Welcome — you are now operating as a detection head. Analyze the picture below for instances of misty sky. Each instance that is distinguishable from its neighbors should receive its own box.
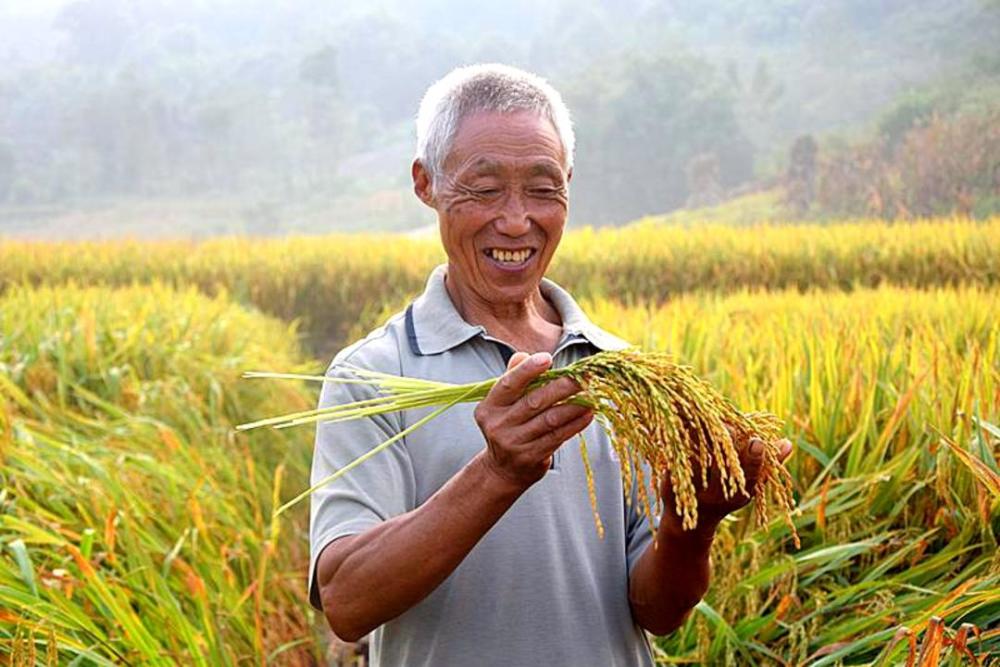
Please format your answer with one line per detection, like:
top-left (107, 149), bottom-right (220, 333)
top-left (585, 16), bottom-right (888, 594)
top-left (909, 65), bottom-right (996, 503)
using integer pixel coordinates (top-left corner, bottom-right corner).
top-left (1, 0), bottom-right (996, 237)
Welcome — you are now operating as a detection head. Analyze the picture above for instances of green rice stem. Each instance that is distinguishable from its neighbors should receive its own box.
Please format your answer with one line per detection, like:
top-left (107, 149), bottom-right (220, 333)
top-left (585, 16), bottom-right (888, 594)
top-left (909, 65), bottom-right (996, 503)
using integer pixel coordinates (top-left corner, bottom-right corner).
top-left (244, 349), bottom-right (798, 545)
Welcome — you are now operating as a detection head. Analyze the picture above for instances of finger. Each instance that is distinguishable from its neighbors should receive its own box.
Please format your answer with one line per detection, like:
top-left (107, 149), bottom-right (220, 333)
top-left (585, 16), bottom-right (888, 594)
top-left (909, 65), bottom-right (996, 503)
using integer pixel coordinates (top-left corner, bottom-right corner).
top-left (777, 438), bottom-right (794, 463)
top-left (515, 403), bottom-right (591, 441)
top-left (724, 422), bottom-right (738, 440)
top-left (535, 410), bottom-right (594, 457)
top-left (489, 352), bottom-right (552, 406)
top-left (740, 436), bottom-right (766, 494)
top-left (507, 351), bottom-right (530, 371)
top-left (512, 376), bottom-right (583, 422)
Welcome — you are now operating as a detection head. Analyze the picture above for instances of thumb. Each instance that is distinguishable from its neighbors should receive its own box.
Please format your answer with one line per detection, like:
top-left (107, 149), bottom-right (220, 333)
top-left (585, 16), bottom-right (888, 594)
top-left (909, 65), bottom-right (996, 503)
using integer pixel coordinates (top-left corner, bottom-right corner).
top-left (506, 351), bottom-right (531, 371)
top-left (744, 437), bottom-right (766, 493)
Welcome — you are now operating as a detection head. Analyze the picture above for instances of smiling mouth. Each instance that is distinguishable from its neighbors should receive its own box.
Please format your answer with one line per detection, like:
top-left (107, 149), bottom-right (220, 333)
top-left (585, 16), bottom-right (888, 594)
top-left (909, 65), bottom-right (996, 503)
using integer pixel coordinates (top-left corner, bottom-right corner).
top-left (484, 248), bottom-right (536, 266)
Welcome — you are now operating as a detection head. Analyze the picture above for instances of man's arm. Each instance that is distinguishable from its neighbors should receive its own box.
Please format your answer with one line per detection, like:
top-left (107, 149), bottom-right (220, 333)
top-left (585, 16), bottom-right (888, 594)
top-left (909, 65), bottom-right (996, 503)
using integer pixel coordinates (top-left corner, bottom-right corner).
top-left (627, 516), bottom-right (716, 635)
top-left (316, 450), bottom-right (524, 641)
top-left (316, 351), bottom-right (593, 642)
top-left (628, 436), bottom-right (794, 635)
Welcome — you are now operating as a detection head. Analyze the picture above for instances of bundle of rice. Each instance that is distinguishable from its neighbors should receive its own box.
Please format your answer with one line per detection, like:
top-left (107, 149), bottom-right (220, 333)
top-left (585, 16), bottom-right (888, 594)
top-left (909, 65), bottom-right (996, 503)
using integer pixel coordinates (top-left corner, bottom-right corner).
top-left (238, 349), bottom-right (798, 546)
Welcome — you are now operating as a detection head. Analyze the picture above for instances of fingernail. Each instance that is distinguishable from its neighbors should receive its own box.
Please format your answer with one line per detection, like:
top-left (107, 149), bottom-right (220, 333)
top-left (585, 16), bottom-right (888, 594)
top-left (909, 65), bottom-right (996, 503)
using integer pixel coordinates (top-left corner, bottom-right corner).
top-left (531, 352), bottom-right (552, 366)
top-left (750, 438), bottom-right (764, 456)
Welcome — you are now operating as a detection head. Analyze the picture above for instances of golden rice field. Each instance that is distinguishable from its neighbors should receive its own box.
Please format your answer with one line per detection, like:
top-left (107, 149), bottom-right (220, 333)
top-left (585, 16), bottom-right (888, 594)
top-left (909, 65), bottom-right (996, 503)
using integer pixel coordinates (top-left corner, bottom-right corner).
top-left (0, 285), bottom-right (316, 665)
top-left (587, 287), bottom-right (1000, 663)
top-left (1, 218), bottom-right (999, 665)
top-left (1, 217), bottom-right (997, 357)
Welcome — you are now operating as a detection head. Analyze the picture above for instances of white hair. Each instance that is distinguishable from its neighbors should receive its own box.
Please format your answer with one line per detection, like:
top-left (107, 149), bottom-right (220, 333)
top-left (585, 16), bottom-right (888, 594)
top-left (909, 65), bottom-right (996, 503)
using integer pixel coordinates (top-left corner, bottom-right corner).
top-left (414, 63), bottom-right (575, 188)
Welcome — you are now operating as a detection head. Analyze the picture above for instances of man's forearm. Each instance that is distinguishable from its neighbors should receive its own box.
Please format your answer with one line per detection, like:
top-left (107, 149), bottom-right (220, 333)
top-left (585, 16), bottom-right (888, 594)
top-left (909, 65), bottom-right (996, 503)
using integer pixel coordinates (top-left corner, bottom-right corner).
top-left (316, 450), bottom-right (525, 642)
top-left (627, 516), bottom-right (717, 635)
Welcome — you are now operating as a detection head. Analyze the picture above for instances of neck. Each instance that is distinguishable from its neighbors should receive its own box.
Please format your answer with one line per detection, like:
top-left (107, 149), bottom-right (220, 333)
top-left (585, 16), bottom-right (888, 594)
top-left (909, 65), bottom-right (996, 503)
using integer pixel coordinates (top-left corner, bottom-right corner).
top-left (444, 267), bottom-right (563, 353)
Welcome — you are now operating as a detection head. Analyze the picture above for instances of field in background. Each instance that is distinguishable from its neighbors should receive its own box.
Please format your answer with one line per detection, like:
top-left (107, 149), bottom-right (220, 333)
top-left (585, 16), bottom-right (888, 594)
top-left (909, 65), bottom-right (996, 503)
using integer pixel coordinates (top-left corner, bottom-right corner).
top-left (0, 190), bottom-right (432, 240)
top-left (1, 217), bottom-right (998, 664)
top-left (2, 217), bottom-right (997, 358)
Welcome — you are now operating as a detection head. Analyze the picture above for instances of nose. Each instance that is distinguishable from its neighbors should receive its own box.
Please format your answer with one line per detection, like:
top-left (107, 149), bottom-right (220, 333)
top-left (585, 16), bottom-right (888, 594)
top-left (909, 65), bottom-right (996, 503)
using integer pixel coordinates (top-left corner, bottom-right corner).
top-left (493, 191), bottom-right (531, 237)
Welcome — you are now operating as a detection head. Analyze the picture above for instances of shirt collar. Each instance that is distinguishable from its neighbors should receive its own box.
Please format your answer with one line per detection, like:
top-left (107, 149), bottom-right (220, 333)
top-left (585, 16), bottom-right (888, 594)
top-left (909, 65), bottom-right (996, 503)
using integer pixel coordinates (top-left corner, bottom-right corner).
top-left (406, 264), bottom-right (629, 356)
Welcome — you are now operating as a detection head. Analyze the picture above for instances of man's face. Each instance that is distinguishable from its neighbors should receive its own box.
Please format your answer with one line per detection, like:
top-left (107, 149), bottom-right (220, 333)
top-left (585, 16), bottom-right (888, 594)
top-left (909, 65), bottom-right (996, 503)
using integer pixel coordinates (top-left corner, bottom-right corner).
top-left (416, 110), bottom-right (570, 307)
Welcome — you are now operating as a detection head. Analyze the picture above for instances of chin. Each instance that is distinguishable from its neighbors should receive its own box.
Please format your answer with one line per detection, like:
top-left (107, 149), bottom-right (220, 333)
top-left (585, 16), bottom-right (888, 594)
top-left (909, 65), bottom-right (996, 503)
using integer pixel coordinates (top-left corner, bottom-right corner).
top-left (489, 275), bottom-right (547, 302)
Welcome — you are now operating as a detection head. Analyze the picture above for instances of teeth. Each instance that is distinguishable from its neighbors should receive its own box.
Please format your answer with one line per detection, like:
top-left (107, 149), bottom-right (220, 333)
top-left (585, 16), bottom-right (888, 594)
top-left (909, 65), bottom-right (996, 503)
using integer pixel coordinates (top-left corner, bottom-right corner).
top-left (490, 249), bottom-right (531, 264)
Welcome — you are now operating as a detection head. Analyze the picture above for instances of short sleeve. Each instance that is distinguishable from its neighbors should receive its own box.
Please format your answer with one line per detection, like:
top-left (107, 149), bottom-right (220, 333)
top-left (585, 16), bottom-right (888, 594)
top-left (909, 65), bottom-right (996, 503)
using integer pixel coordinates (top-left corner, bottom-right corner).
top-left (307, 356), bottom-right (417, 611)
top-left (624, 458), bottom-right (660, 575)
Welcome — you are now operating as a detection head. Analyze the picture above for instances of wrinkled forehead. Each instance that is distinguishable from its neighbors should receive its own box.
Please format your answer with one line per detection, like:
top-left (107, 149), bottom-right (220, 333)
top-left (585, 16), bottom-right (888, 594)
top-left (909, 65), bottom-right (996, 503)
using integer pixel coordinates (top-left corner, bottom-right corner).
top-left (442, 110), bottom-right (568, 178)
top-left (460, 156), bottom-right (566, 181)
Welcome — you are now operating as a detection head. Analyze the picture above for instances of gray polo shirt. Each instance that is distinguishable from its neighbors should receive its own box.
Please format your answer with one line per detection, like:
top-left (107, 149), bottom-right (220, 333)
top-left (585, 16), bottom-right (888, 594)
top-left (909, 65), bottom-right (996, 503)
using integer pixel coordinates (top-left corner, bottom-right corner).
top-left (309, 265), bottom-right (658, 666)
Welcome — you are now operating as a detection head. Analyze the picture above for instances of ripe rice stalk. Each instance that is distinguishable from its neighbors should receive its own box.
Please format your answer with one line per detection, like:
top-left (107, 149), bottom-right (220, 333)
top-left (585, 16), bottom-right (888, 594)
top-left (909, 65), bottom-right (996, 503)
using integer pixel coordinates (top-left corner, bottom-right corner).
top-left (240, 349), bottom-right (799, 545)
top-left (0, 284), bottom-right (317, 664)
top-left (3, 217), bottom-right (997, 358)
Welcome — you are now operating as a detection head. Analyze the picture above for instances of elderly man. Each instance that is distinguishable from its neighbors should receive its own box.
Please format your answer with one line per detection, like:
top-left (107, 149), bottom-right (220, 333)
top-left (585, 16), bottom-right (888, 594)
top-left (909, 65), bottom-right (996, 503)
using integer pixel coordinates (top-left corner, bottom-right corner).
top-left (309, 64), bottom-right (792, 666)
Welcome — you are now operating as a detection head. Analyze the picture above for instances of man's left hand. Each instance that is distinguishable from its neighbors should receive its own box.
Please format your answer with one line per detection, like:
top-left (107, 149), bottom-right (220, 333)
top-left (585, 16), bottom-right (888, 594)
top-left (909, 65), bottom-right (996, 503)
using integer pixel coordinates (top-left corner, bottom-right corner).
top-left (658, 427), bottom-right (794, 536)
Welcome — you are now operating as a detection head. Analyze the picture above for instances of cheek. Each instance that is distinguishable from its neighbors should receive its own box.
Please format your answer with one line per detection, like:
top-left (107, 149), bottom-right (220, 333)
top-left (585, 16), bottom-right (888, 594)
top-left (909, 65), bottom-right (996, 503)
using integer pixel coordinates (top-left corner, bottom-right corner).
top-left (452, 203), bottom-right (494, 241)
top-left (440, 206), bottom-right (488, 261)
top-left (537, 206), bottom-right (567, 241)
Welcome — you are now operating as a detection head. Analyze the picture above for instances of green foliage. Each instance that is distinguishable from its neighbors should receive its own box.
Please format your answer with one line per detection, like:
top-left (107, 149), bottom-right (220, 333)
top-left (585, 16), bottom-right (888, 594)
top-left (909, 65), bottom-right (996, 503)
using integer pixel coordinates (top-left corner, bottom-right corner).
top-left (564, 48), bottom-right (755, 225)
top-left (0, 285), bottom-right (317, 664)
top-left (645, 191), bottom-right (783, 227)
top-left (876, 91), bottom-right (944, 151)
top-left (815, 111), bottom-right (1000, 219)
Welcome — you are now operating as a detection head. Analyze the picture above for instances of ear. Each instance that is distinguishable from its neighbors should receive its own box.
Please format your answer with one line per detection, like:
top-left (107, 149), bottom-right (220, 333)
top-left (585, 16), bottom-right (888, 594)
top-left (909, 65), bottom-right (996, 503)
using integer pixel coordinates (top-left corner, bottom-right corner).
top-left (412, 159), bottom-right (435, 208)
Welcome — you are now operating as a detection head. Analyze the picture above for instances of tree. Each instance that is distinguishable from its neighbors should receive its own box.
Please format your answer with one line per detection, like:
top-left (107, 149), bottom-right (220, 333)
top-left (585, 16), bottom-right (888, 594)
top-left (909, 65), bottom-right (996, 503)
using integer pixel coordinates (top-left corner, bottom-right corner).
top-left (685, 152), bottom-right (723, 208)
top-left (565, 50), bottom-right (754, 225)
top-left (784, 135), bottom-right (817, 216)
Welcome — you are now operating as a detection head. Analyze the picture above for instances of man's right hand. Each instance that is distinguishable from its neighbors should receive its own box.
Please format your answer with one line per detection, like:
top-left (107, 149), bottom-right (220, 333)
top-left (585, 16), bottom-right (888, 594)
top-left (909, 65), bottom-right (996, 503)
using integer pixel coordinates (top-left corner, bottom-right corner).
top-left (318, 350), bottom-right (587, 641)
top-left (473, 351), bottom-right (593, 490)
top-left (318, 350), bottom-right (592, 641)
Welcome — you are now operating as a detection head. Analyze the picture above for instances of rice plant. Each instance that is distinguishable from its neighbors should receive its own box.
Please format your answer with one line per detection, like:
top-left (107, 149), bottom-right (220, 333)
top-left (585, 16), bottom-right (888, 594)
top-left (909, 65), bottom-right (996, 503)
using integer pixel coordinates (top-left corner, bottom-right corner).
top-left (2, 217), bottom-right (997, 357)
top-left (244, 285), bottom-right (999, 664)
top-left (240, 350), bottom-right (797, 545)
top-left (582, 286), bottom-right (1000, 664)
top-left (0, 284), bottom-right (318, 664)
top-left (0, 237), bottom-right (997, 663)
